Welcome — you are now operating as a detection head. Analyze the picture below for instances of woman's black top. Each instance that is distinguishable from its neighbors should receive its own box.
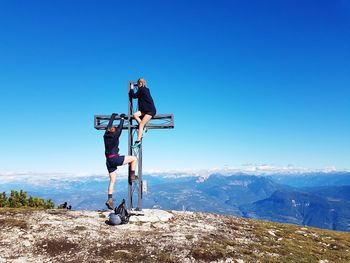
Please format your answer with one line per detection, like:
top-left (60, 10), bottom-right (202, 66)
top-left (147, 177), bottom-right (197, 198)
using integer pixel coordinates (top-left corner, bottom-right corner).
top-left (104, 113), bottom-right (124, 157)
top-left (129, 86), bottom-right (157, 114)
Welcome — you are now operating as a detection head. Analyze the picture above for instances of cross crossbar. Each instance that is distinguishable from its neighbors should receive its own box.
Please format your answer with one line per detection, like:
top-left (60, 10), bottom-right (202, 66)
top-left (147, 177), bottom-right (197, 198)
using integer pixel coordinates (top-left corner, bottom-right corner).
top-left (94, 114), bottom-right (174, 130)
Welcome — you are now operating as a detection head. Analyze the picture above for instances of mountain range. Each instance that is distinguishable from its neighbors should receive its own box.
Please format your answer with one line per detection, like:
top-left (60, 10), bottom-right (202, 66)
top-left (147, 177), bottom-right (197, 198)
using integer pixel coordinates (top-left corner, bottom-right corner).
top-left (1, 171), bottom-right (350, 232)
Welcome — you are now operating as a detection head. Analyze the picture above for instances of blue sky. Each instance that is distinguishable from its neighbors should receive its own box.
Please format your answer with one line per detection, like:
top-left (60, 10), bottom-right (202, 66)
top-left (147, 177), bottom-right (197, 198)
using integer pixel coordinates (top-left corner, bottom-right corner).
top-left (0, 0), bottom-right (349, 174)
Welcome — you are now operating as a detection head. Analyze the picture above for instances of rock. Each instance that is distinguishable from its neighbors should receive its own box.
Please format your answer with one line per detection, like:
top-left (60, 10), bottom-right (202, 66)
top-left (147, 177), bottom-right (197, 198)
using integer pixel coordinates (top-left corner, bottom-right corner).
top-left (268, 230), bottom-right (276, 237)
top-left (129, 209), bottom-right (173, 222)
top-left (23, 240), bottom-right (31, 247)
top-left (12, 258), bottom-right (27, 263)
top-left (182, 258), bottom-right (192, 263)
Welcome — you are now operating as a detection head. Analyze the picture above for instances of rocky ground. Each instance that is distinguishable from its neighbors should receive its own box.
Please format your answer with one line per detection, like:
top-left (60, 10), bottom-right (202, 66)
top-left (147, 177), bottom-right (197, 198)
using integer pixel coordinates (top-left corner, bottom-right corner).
top-left (0, 208), bottom-right (349, 263)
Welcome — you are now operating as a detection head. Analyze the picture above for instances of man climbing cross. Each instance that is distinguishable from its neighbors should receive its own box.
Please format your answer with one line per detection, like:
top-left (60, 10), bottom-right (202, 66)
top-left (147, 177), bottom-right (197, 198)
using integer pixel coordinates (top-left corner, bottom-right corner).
top-left (104, 113), bottom-right (138, 209)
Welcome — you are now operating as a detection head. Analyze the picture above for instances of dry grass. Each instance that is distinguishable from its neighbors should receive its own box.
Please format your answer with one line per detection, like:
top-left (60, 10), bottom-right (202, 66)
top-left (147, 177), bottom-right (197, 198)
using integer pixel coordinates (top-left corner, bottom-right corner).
top-left (36, 238), bottom-right (79, 257)
top-left (0, 217), bottom-right (28, 229)
top-left (47, 209), bottom-right (68, 215)
top-left (184, 216), bottom-right (350, 263)
top-left (97, 243), bottom-right (150, 262)
top-left (247, 220), bottom-right (350, 262)
top-left (74, 225), bottom-right (87, 231)
top-left (190, 234), bottom-right (237, 261)
top-left (98, 212), bottom-right (106, 218)
top-left (0, 207), bottom-right (43, 215)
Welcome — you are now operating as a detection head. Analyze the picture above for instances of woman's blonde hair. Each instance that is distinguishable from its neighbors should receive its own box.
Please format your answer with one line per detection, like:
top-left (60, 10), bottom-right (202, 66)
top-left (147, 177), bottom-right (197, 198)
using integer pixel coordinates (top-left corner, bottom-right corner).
top-left (137, 78), bottom-right (146, 87)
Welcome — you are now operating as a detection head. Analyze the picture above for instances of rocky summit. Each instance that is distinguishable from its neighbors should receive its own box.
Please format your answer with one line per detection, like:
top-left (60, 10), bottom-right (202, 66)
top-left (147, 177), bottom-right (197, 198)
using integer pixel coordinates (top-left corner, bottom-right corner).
top-left (0, 208), bottom-right (349, 263)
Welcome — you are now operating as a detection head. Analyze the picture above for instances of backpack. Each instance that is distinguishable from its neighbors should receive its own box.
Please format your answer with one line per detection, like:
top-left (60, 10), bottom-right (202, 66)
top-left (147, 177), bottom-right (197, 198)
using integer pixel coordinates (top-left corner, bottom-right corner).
top-left (114, 199), bottom-right (130, 224)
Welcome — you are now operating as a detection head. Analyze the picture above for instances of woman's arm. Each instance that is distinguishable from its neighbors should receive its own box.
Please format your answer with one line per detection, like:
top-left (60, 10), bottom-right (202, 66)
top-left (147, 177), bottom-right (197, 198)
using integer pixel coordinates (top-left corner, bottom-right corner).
top-left (115, 114), bottom-right (125, 138)
top-left (129, 85), bottom-right (141, 99)
top-left (105, 113), bottom-right (117, 134)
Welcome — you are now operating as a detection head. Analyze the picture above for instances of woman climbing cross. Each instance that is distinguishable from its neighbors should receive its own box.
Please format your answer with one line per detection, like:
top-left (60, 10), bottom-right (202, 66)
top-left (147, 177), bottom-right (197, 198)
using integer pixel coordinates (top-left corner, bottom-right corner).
top-left (104, 113), bottom-right (138, 209)
top-left (129, 78), bottom-right (157, 148)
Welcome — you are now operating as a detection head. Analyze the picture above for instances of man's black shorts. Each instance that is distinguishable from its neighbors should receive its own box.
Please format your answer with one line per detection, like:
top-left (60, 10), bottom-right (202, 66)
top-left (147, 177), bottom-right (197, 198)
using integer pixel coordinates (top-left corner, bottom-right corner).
top-left (106, 155), bottom-right (125, 173)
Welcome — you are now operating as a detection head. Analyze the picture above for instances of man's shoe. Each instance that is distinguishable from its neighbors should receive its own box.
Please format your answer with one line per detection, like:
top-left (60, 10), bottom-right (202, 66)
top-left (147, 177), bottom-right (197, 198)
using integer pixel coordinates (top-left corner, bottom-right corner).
top-left (105, 198), bottom-right (113, 210)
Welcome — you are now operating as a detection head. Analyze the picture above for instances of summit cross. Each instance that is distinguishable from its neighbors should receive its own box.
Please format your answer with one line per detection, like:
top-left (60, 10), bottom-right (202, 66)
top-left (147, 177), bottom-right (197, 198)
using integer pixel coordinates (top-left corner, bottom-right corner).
top-left (94, 81), bottom-right (174, 211)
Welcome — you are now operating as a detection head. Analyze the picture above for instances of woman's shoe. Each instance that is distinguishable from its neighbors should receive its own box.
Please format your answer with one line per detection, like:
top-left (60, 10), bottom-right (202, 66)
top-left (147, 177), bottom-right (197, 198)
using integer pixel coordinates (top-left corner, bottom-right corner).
top-left (132, 140), bottom-right (142, 148)
top-left (128, 174), bottom-right (139, 184)
top-left (105, 198), bottom-right (113, 210)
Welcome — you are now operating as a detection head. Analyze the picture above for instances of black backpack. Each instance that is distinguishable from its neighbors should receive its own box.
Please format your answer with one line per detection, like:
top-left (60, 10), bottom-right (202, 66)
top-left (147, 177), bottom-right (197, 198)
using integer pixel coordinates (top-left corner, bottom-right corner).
top-left (114, 199), bottom-right (130, 224)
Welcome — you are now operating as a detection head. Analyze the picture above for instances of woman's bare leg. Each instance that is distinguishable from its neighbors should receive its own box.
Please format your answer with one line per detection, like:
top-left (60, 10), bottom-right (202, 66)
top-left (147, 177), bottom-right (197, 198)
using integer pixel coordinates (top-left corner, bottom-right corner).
top-left (137, 114), bottom-right (152, 141)
top-left (106, 170), bottom-right (117, 209)
top-left (133, 111), bottom-right (142, 125)
top-left (123, 155), bottom-right (138, 183)
top-left (108, 156), bottom-right (136, 194)
top-left (123, 155), bottom-right (137, 171)
top-left (108, 171), bottom-right (117, 195)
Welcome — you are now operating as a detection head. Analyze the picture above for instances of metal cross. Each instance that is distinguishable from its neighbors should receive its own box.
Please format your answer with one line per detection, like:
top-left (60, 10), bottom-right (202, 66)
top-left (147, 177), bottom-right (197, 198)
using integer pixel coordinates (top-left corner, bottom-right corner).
top-left (94, 81), bottom-right (174, 211)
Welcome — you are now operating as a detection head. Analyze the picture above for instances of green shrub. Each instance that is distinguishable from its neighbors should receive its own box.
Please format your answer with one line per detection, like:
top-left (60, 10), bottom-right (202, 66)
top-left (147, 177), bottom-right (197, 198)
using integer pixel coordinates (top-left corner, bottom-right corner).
top-left (0, 190), bottom-right (55, 209)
